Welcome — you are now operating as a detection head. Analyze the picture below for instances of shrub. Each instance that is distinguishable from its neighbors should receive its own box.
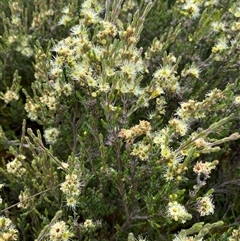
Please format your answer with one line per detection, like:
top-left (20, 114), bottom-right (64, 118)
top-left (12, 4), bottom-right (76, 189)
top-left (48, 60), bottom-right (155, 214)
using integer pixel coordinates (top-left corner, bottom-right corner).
top-left (0, 0), bottom-right (240, 240)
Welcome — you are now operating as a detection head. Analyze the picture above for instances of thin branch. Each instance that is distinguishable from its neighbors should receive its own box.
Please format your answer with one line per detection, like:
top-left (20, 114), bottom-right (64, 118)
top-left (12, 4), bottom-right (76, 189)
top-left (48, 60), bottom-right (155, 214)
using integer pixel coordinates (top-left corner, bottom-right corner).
top-left (1, 183), bottom-right (62, 214)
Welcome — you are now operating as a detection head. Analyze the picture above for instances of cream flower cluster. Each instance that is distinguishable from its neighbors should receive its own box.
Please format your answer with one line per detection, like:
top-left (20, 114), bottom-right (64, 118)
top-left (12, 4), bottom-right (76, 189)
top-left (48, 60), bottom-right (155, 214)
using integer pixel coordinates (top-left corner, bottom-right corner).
top-left (181, 63), bottom-right (201, 79)
top-left (197, 195), bottom-right (215, 216)
top-left (131, 141), bottom-right (151, 161)
top-left (24, 0), bottom-right (153, 126)
top-left (60, 173), bottom-right (83, 209)
top-left (6, 154), bottom-right (26, 177)
top-left (153, 59), bottom-right (180, 94)
top-left (176, 88), bottom-right (226, 121)
top-left (176, 0), bottom-right (204, 19)
top-left (173, 233), bottom-right (203, 241)
top-left (24, 97), bottom-right (40, 121)
top-left (2, 90), bottom-right (19, 104)
top-left (193, 160), bottom-right (218, 177)
top-left (0, 216), bottom-right (18, 241)
top-left (44, 127), bottom-right (60, 144)
top-left (0, 71), bottom-right (21, 104)
top-left (49, 221), bottom-right (73, 241)
top-left (167, 201), bottom-right (192, 223)
top-left (229, 226), bottom-right (240, 241)
top-left (118, 120), bottom-right (152, 142)
top-left (17, 189), bottom-right (32, 209)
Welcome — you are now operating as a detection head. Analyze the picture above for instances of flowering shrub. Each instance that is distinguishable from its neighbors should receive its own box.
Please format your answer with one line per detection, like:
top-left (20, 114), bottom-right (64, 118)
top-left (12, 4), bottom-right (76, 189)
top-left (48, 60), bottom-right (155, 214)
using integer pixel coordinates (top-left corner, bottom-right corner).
top-left (0, 0), bottom-right (240, 240)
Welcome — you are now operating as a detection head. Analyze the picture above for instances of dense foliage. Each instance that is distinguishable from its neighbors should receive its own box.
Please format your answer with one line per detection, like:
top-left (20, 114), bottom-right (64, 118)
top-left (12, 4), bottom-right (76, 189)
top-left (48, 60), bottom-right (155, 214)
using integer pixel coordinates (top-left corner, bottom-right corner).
top-left (0, 0), bottom-right (240, 240)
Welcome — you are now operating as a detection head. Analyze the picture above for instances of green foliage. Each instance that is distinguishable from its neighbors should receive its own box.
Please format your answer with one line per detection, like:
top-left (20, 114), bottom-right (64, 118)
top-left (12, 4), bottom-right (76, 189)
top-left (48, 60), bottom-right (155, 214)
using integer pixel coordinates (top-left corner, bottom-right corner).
top-left (0, 0), bottom-right (240, 240)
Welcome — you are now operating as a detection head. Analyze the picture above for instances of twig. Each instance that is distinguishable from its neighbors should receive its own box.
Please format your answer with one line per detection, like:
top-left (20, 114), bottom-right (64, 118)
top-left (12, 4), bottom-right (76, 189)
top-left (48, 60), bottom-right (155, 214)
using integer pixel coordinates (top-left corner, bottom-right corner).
top-left (0, 183), bottom-right (62, 214)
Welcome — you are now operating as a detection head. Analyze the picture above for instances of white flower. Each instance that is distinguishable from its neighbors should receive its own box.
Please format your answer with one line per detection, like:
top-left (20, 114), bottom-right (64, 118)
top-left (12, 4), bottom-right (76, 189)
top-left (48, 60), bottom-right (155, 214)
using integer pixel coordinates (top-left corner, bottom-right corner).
top-left (44, 128), bottom-right (59, 144)
top-left (154, 65), bottom-right (173, 80)
top-left (169, 118), bottom-right (188, 136)
top-left (66, 196), bottom-right (77, 209)
top-left (234, 95), bottom-right (240, 105)
top-left (211, 21), bottom-right (226, 32)
top-left (84, 219), bottom-right (95, 229)
top-left (70, 24), bottom-right (88, 36)
top-left (6, 158), bottom-right (23, 175)
top-left (61, 6), bottom-right (70, 14)
top-left (167, 202), bottom-right (192, 223)
top-left (193, 161), bottom-right (216, 176)
top-left (197, 196), bottom-right (215, 216)
top-left (3, 90), bottom-right (19, 104)
top-left (58, 15), bottom-right (72, 26)
top-left (62, 83), bottom-right (73, 96)
top-left (49, 221), bottom-right (66, 239)
top-left (212, 38), bottom-right (228, 53)
top-left (182, 0), bottom-right (201, 19)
